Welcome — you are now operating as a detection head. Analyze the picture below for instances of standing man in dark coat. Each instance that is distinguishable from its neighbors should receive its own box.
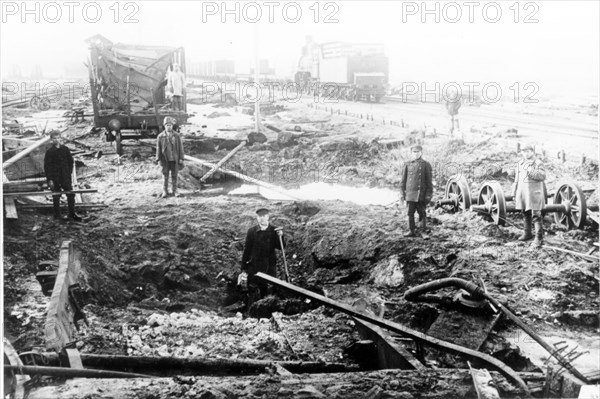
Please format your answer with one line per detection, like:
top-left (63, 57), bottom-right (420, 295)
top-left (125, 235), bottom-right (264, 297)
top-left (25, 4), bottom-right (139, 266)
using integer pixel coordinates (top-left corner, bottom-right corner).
top-left (512, 143), bottom-right (546, 248)
top-left (241, 208), bottom-right (284, 305)
top-left (400, 145), bottom-right (433, 237)
top-left (44, 130), bottom-right (82, 221)
top-left (155, 116), bottom-right (184, 198)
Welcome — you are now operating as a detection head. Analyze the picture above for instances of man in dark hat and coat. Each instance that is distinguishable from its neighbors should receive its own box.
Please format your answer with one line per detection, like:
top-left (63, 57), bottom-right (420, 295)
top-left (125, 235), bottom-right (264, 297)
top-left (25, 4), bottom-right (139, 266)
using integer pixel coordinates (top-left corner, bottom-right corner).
top-left (155, 116), bottom-right (184, 198)
top-left (44, 130), bottom-right (82, 221)
top-left (512, 143), bottom-right (546, 248)
top-left (400, 144), bottom-right (433, 237)
top-left (241, 208), bottom-right (285, 306)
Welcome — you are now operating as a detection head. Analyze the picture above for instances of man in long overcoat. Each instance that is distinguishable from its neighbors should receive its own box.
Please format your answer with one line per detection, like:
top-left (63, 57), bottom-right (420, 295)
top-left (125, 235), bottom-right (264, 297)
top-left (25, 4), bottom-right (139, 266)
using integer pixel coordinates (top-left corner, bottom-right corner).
top-left (513, 143), bottom-right (546, 248)
top-left (400, 145), bottom-right (433, 237)
top-left (241, 208), bottom-right (285, 306)
top-left (44, 130), bottom-right (82, 221)
top-left (155, 116), bottom-right (184, 197)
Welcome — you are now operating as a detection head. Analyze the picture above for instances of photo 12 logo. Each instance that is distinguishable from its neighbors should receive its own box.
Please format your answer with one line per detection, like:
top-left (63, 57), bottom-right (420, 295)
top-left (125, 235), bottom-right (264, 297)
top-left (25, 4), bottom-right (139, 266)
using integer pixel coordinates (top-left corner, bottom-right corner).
top-left (1, 1), bottom-right (140, 24)
top-left (200, 1), bottom-right (340, 23)
top-left (401, 1), bottom-right (539, 23)
top-left (399, 81), bottom-right (539, 104)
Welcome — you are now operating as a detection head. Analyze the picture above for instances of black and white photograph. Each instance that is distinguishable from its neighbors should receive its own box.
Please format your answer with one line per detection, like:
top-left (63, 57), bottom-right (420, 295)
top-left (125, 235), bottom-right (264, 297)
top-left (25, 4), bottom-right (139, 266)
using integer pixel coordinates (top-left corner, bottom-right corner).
top-left (1, 1), bottom-right (599, 397)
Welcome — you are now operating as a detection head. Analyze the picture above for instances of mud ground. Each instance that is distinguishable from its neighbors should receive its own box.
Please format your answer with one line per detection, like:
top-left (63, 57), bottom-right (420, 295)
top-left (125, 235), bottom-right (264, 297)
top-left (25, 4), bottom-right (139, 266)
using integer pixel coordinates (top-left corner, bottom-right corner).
top-left (3, 95), bottom-right (599, 398)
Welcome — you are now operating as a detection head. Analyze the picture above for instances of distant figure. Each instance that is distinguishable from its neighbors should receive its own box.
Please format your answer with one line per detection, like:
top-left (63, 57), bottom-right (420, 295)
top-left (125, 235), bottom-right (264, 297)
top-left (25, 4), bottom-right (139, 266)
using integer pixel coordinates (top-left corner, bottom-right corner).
top-left (513, 143), bottom-right (546, 248)
top-left (44, 130), bottom-right (82, 221)
top-left (240, 208), bottom-right (285, 307)
top-left (155, 117), bottom-right (184, 198)
top-left (400, 145), bottom-right (433, 238)
top-left (167, 64), bottom-right (186, 111)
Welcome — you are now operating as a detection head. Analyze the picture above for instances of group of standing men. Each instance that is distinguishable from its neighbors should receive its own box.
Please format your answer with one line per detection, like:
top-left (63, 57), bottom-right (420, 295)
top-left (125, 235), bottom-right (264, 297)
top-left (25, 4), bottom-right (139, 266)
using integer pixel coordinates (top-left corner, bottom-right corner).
top-left (398, 143), bottom-right (545, 247)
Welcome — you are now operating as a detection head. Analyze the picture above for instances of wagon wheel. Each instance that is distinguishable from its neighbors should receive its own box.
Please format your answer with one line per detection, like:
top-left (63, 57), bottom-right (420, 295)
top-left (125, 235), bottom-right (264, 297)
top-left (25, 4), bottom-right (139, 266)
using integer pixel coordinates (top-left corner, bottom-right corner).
top-left (115, 131), bottom-right (123, 156)
top-left (29, 96), bottom-right (40, 109)
top-left (477, 182), bottom-right (507, 226)
top-left (39, 97), bottom-right (51, 111)
top-left (443, 175), bottom-right (472, 212)
top-left (553, 181), bottom-right (587, 230)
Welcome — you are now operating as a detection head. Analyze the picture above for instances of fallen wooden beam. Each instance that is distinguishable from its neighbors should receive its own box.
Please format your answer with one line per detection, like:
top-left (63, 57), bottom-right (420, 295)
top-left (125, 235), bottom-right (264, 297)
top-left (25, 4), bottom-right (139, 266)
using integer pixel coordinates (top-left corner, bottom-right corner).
top-left (544, 245), bottom-right (600, 263)
top-left (4, 365), bottom-right (151, 379)
top-left (255, 273), bottom-right (530, 395)
top-left (2, 135), bottom-right (52, 170)
top-left (3, 189), bottom-right (98, 197)
top-left (24, 369), bottom-right (537, 399)
top-left (185, 155), bottom-right (304, 201)
top-left (18, 203), bottom-right (107, 210)
top-left (45, 241), bottom-right (79, 352)
top-left (29, 353), bottom-right (360, 375)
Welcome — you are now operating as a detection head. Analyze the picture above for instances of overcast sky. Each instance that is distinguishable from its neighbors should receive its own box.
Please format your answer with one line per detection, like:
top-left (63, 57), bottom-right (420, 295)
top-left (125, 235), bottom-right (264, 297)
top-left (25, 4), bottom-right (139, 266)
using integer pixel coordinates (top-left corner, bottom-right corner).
top-left (1, 1), bottom-right (598, 99)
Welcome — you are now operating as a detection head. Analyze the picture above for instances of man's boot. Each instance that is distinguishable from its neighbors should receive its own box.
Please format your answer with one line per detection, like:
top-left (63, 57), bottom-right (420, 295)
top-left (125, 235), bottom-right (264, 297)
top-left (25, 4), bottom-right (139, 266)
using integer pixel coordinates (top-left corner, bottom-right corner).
top-left (404, 215), bottom-right (416, 237)
top-left (67, 195), bottom-right (82, 221)
top-left (533, 216), bottom-right (543, 248)
top-left (52, 195), bottom-right (64, 220)
top-left (161, 177), bottom-right (169, 198)
top-left (172, 177), bottom-right (180, 197)
top-left (420, 217), bottom-right (430, 239)
top-left (518, 212), bottom-right (533, 241)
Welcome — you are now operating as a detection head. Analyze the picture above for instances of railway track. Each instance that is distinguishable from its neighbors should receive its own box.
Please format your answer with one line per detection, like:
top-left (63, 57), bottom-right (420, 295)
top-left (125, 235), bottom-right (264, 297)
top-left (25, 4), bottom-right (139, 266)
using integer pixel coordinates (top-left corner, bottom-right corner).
top-left (382, 96), bottom-right (598, 140)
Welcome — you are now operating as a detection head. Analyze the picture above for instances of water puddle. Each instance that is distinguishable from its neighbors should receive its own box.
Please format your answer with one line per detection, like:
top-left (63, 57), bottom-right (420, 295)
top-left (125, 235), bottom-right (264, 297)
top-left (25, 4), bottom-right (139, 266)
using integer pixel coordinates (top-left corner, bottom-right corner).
top-left (229, 182), bottom-right (400, 206)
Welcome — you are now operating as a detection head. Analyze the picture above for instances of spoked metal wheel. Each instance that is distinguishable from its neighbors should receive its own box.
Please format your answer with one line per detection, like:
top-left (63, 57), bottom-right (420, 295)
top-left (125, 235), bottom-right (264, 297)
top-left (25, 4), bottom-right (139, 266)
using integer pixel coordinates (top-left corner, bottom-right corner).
top-left (442, 175), bottom-right (472, 212)
top-left (476, 182), bottom-right (507, 226)
top-left (552, 181), bottom-right (587, 230)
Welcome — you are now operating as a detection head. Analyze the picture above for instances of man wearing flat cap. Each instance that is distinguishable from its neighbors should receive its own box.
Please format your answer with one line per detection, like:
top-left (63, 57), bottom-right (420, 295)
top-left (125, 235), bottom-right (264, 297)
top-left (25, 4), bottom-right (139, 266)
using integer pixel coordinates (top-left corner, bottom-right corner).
top-left (155, 116), bottom-right (184, 198)
top-left (44, 130), bottom-right (82, 221)
top-left (400, 144), bottom-right (433, 237)
top-left (512, 143), bottom-right (546, 248)
top-left (241, 208), bottom-right (285, 306)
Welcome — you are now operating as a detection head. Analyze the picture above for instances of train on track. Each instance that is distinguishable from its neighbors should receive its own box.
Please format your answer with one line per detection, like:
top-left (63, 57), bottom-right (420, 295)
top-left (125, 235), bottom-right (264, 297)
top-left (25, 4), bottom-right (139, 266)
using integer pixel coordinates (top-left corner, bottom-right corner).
top-left (295, 37), bottom-right (389, 102)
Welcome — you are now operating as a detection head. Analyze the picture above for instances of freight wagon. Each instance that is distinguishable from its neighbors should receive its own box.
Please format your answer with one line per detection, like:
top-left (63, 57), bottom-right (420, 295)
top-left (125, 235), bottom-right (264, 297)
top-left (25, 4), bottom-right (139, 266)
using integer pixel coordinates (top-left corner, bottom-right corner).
top-left (86, 34), bottom-right (189, 155)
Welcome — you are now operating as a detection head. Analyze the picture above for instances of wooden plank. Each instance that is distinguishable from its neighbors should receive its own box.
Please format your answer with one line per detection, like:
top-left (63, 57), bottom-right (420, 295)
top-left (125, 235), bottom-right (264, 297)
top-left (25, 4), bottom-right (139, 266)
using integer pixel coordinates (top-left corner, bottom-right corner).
top-left (2, 135), bottom-right (52, 169)
top-left (587, 209), bottom-right (600, 225)
top-left (45, 241), bottom-right (79, 352)
top-left (4, 198), bottom-right (18, 219)
top-left (353, 318), bottom-right (425, 370)
top-left (64, 348), bottom-right (84, 370)
top-left (255, 272), bottom-right (530, 394)
top-left (3, 189), bottom-right (98, 197)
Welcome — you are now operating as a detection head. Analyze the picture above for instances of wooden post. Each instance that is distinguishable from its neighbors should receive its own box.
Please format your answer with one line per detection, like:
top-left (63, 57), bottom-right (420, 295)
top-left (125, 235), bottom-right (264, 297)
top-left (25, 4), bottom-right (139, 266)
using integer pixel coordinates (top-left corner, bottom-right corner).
top-left (199, 140), bottom-right (247, 183)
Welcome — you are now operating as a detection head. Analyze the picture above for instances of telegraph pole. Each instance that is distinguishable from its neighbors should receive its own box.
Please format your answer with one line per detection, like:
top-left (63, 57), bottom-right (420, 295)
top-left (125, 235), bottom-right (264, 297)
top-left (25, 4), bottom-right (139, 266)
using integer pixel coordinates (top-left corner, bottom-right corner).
top-left (254, 25), bottom-right (261, 132)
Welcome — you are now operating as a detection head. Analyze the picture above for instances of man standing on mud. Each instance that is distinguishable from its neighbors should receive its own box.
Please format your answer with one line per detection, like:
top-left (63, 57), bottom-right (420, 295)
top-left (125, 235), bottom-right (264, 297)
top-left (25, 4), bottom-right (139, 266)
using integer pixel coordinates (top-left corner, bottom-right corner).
top-left (513, 143), bottom-right (546, 248)
top-left (167, 64), bottom-right (186, 112)
top-left (155, 117), bottom-right (184, 198)
top-left (44, 130), bottom-right (82, 221)
top-left (400, 145), bottom-right (433, 237)
top-left (240, 208), bottom-right (285, 307)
